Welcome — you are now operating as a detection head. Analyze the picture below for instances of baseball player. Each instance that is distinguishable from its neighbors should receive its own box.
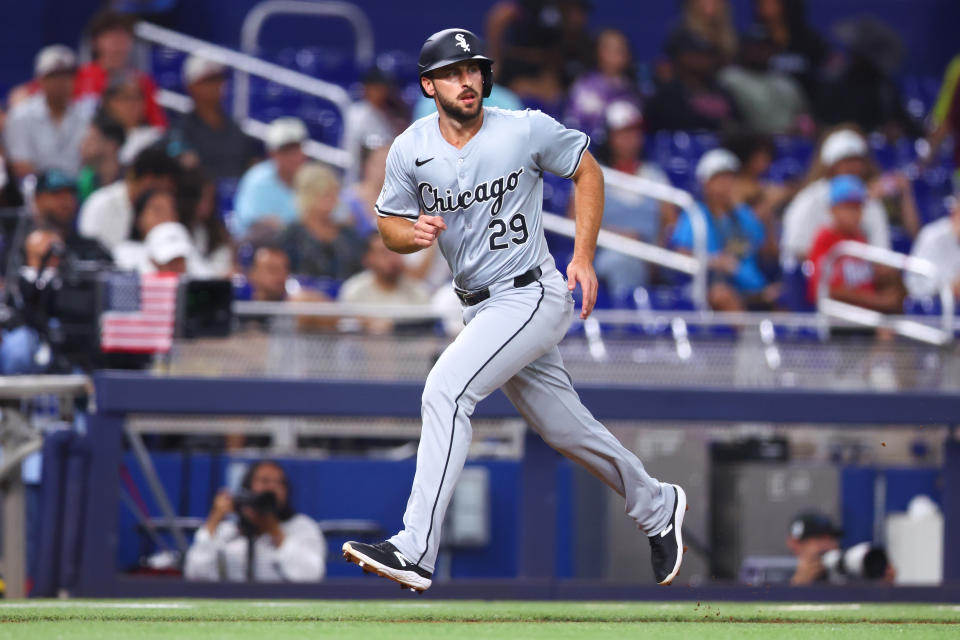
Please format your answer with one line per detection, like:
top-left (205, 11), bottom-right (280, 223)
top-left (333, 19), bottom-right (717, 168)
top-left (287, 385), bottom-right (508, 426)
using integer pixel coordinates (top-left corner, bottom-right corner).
top-left (343, 28), bottom-right (686, 592)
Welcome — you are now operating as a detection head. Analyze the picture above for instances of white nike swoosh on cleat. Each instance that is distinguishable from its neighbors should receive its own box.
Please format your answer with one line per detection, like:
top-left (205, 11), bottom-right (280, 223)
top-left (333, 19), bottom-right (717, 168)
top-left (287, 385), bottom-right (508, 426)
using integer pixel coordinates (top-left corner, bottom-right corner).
top-left (394, 551), bottom-right (408, 567)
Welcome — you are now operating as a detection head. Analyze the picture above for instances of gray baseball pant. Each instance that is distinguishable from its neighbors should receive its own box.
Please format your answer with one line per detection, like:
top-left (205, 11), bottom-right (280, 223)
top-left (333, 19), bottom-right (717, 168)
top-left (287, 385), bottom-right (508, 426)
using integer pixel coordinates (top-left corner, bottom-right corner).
top-left (389, 266), bottom-right (675, 572)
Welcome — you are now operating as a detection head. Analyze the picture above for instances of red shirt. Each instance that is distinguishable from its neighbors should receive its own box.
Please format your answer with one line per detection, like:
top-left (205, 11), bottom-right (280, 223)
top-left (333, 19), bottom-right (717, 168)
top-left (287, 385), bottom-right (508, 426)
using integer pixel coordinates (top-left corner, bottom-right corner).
top-left (74, 63), bottom-right (168, 128)
top-left (807, 227), bottom-right (875, 303)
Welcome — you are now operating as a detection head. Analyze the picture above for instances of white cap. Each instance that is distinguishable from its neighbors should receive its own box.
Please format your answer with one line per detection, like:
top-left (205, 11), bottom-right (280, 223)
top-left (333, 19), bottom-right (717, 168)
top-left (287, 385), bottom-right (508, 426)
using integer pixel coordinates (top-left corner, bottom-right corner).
top-left (696, 149), bottom-right (740, 184)
top-left (182, 52), bottom-right (226, 85)
top-left (605, 100), bottom-right (643, 131)
top-left (265, 117), bottom-right (308, 151)
top-left (820, 130), bottom-right (867, 166)
top-left (35, 45), bottom-right (77, 78)
top-left (145, 222), bottom-right (193, 266)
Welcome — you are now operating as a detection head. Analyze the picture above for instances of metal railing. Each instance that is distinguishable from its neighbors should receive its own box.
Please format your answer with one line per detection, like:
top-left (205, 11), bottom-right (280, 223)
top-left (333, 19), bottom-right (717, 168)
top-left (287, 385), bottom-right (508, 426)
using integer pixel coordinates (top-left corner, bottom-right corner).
top-left (238, 0), bottom-right (375, 121)
top-left (599, 167), bottom-right (709, 308)
top-left (816, 241), bottom-right (955, 345)
top-left (135, 21), bottom-right (353, 168)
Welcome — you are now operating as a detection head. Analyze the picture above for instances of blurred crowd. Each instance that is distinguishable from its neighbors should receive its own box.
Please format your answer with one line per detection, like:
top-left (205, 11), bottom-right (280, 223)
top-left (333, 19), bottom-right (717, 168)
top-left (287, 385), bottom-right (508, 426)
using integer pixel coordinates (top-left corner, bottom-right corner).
top-left (1, 1), bottom-right (959, 330)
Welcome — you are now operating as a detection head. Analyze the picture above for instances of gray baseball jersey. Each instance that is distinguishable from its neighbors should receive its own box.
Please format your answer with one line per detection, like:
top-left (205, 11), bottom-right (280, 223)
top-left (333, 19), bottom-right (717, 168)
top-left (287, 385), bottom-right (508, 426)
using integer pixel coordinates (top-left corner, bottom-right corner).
top-left (375, 107), bottom-right (590, 291)
top-left (370, 106), bottom-right (677, 577)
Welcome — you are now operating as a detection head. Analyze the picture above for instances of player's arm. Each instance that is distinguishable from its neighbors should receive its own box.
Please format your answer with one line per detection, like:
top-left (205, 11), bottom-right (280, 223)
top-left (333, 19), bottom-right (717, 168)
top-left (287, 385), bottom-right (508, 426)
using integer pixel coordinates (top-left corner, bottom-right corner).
top-left (567, 149), bottom-right (604, 319)
top-left (378, 214), bottom-right (447, 254)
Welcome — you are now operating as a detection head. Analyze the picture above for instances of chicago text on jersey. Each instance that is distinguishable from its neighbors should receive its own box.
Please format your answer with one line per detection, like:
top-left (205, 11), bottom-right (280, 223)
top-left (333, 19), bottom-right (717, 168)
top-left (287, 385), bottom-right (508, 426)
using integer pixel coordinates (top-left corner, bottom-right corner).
top-left (418, 167), bottom-right (524, 216)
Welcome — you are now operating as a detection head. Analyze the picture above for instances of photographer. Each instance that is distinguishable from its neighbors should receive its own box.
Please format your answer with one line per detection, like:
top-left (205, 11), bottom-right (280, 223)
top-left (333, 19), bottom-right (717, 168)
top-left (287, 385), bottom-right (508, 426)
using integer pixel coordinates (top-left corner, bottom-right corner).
top-left (787, 510), bottom-right (893, 585)
top-left (183, 461), bottom-right (326, 582)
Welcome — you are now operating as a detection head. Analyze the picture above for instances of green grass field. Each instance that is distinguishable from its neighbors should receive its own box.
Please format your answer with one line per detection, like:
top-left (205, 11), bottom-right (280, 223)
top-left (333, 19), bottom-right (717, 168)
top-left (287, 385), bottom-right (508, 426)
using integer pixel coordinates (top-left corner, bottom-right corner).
top-left (2, 600), bottom-right (958, 639)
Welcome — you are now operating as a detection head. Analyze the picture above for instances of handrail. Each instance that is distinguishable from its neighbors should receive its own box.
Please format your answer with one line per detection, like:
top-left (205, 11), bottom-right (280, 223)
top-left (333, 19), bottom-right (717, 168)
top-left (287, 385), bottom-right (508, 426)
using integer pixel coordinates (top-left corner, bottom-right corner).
top-left (134, 21), bottom-right (353, 147)
top-left (816, 240), bottom-right (954, 345)
top-left (154, 87), bottom-right (352, 170)
top-left (599, 166), bottom-right (709, 309)
top-left (237, 0), bottom-right (374, 123)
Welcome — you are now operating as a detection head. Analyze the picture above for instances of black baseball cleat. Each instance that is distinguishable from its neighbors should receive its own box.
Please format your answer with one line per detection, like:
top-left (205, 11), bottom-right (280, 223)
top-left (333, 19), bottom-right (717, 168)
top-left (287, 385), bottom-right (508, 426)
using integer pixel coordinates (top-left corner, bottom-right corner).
top-left (342, 541), bottom-right (433, 593)
top-left (649, 484), bottom-right (688, 585)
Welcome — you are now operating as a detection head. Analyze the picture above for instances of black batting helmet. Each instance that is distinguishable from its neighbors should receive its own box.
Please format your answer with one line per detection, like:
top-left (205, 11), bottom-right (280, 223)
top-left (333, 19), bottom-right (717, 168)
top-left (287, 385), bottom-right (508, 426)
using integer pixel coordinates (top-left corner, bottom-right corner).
top-left (418, 28), bottom-right (493, 98)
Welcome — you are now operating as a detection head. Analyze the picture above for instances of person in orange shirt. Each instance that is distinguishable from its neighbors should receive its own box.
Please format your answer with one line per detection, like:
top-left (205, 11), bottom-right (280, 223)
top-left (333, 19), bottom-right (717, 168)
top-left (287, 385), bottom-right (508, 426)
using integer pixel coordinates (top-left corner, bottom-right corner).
top-left (807, 175), bottom-right (904, 312)
top-left (74, 11), bottom-right (167, 129)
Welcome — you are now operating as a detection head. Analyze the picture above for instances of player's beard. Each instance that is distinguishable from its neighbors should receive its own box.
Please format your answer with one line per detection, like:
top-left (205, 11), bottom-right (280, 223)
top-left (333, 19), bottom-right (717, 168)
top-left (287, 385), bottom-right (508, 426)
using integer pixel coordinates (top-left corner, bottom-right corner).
top-left (437, 88), bottom-right (483, 124)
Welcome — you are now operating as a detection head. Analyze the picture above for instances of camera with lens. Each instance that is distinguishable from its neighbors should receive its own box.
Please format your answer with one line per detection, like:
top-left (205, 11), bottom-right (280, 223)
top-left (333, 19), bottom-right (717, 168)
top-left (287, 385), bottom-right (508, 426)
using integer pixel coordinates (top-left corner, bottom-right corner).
top-left (233, 490), bottom-right (281, 517)
top-left (822, 542), bottom-right (890, 581)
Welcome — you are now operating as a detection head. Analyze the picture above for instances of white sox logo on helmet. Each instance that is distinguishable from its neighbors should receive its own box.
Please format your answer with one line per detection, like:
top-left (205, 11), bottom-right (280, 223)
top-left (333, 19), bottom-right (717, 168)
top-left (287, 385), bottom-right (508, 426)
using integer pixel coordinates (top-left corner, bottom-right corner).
top-left (455, 33), bottom-right (470, 52)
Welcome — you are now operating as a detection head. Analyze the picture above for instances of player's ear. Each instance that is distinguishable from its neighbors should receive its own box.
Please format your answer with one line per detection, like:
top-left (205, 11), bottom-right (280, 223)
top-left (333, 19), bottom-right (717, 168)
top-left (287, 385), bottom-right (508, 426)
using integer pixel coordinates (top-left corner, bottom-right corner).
top-left (421, 75), bottom-right (436, 98)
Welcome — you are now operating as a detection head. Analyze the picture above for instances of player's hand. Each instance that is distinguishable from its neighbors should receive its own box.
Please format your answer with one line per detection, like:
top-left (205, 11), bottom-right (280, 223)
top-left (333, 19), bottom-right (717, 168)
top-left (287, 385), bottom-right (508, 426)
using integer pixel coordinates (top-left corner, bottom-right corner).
top-left (567, 257), bottom-right (598, 320)
top-left (413, 215), bottom-right (447, 247)
top-left (211, 489), bottom-right (234, 519)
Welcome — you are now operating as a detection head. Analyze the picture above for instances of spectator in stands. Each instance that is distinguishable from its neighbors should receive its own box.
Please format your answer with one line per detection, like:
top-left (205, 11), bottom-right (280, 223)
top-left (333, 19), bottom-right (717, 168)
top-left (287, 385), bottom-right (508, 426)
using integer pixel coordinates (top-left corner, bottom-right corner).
top-left (340, 142), bottom-right (388, 237)
top-left (680, 0), bottom-right (738, 62)
top-left (184, 460), bottom-right (326, 582)
top-left (727, 132), bottom-right (797, 222)
top-left (99, 73), bottom-right (165, 166)
top-left (816, 17), bottom-right (922, 139)
top-left (77, 113), bottom-right (125, 203)
top-left (178, 168), bottom-right (233, 276)
top-left (564, 28), bottom-right (642, 143)
top-left (79, 143), bottom-right (179, 249)
top-left (906, 197), bottom-right (960, 300)
top-left (750, 0), bottom-right (828, 104)
top-left (0, 144), bottom-right (25, 209)
top-left (717, 25), bottom-right (812, 136)
top-left (75, 10), bottom-right (167, 128)
top-left (167, 53), bottom-right (262, 179)
top-left (806, 175), bottom-right (905, 311)
top-left (233, 118), bottom-right (308, 236)
top-left (142, 221), bottom-right (196, 275)
top-left (644, 27), bottom-right (739, 133)
top-left (4, 46), bottom-right (96, 179)
top-left (591, 101), bottom-right (673, 297)
top-left (33, 169), bottom-right (112, 263)
top-left (343, 68), bottom-right (406, 177)
top-left (248, 245), bottom-right (291, 302)
top-left (496, 0), bottom-right (590, 108)
top-left (279, 163), bottom-right (364, 279)
top-left (339, 234), bottom-right (431, 334)
top-left (671, 149), bottom-right (778, 310)
top-left (781, 127), bottom-right (918, 266)
top-left (112, 188), bottom-right (179, 269)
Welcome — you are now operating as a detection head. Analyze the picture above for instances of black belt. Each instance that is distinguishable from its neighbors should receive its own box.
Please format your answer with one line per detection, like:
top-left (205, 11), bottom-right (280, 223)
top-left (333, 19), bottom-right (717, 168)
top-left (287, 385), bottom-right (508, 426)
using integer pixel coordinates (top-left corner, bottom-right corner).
top-left (455, 266), bottom-right (542, 306)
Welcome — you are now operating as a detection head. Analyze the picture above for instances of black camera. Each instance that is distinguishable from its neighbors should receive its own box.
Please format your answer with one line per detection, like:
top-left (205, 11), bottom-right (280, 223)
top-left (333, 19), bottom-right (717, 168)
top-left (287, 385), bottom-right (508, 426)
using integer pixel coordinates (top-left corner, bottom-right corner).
top-left (234, 490), bottom-right (281, 517)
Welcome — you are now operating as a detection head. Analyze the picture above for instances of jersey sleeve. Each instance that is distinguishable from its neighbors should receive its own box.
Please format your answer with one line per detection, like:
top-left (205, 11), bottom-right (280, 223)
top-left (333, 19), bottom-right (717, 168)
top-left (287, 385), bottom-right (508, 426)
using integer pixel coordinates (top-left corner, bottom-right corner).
top-left (375, 140), bottom-right (420, 220)
top-left (528, 110), bottom-right (590, 179)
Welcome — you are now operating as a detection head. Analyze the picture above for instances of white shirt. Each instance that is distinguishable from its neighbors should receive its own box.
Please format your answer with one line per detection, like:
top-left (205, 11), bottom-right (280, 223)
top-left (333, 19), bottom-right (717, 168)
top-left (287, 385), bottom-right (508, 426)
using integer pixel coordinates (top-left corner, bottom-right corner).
top-left (781, 178), bottom-right (891, 265)
top-left (113, 237), bottom-right (214, 276)
top-left (192, 225), bottom-right (234, 277)
top-left (183, 514), bottom-right (326, 582)
top-left (906, 217), bottom-right (960, 298)
top-left (3, 94), bottom-right (96, 176)
top-left (78, 181), bottom-right (132, 250)
top-left (338, 271), bottom-right (431, 305)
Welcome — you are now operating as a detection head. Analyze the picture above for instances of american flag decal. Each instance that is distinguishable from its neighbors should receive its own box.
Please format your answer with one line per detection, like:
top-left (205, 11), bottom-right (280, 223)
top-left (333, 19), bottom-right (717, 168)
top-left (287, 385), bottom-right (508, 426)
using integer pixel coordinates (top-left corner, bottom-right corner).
top-left (100, 272), bottom-right (179, 353)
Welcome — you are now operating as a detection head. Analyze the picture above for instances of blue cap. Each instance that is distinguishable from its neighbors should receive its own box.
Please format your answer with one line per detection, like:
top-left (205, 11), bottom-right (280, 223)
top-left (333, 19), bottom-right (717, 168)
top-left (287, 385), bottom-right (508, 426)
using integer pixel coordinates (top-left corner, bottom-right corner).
top-left (35, 169), bottom-right (77, 194)
top-left (829, 175), bottom-right (866, 206)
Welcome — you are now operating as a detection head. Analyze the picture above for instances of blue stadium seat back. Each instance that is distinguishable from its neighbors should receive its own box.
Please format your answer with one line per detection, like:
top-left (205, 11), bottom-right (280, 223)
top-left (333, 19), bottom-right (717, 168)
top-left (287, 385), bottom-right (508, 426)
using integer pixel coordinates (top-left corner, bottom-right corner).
top-left (374, 50), bottom-right (421, 87)
top-left (293, 275), bottom-right (341, 298)
top-left (545, 233), bottom-right (576, 267)
top-left (900, 75), bottom-right (942, 121)
top-left (690, 132), bottom-right (719, 156)
top-left (231, 274), bottom-right (253, 301)
top-left (543, 173), bottom-right (573, 213)
top-left (269, 46), bottom-right (358, 86)
top-left (890, 226), bottom-right (914, 255)
top-left (650, 285), bottom-right (695, 311)
top-left (781, 262), bottom-right (815, 312)
top-left (769, 136), bottom-right (813, 182)
top-left (217, 179), bottom-right (239, 217)
top-left (235, 242), bottom-right (256, 270)
top-left (903, 295), bottom-right (943, 316)
top-left (150, 46), bottom-right (186, 92)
